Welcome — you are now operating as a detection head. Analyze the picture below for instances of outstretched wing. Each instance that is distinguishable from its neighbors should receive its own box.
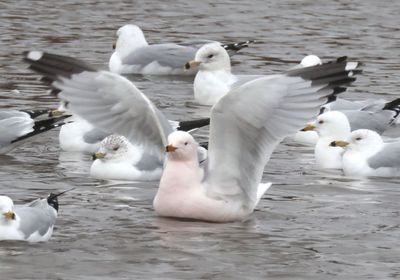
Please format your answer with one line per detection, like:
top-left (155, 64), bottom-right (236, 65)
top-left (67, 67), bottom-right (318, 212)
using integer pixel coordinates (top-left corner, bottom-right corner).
top-left (24, 51), bottom-right (172, 158)
top-left (206, 58), bottom-right (361, 208)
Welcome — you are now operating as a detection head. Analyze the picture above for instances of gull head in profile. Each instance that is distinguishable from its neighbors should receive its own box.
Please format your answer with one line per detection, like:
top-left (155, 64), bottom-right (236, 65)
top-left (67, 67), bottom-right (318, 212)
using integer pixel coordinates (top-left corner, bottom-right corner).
top-left (165, 131), bottom-right (199, 161)
top-left (303, 111), bottom-right (351, 138)
top-left (185, 42), bottom-right (231, 71)
top-left (93, 135), bottom-right (131, 163)
top-left (346, 129), bottom-right (383, 153)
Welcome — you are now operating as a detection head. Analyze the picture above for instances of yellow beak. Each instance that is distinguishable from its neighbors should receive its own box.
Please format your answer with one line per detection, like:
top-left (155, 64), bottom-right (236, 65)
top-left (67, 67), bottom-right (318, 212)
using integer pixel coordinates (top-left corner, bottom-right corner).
top-left (301, 123), bottom-right (316, 131)
top-left (49, 109), bottom-right (65, 117)
top-left (3, 210), bottom-right (15, 220)
top-left (330, 140), bottom-right (350, 147)
top-left (165, 145), bottom-right (178, 153)
top-left (93, 152), bottom-right (106, 159)
top-left (184, 60), bottom-right (202, 70)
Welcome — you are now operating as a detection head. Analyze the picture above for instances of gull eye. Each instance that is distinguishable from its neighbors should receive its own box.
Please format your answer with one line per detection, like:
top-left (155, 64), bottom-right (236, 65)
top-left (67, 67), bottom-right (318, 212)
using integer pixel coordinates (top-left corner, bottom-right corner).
top-left (355, 137), bottom-right (362, 141)
top-left (113, 145), bottom-right (120, 151)
top-left (318, 120), bottom-right (324, 124)
top-left (207, 54), bottom-right (214, 59)
top-left (184, 142), bottom-right (188, 146)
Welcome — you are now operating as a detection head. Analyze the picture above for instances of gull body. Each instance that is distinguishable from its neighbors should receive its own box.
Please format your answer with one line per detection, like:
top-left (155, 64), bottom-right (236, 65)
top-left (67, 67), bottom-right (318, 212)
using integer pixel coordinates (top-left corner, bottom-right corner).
top-left (25, 51), bottom-right (360, 222)
top-left (91, 135), bottom-right (163, 181)
top-left (110, 24), bottom-right (252, 76)
top-left (304, 111), bottom-right (351, 169)
top-left (334, 129), bottom-right (400, 177)
top-left (0, 193), bottom-right (61, 242)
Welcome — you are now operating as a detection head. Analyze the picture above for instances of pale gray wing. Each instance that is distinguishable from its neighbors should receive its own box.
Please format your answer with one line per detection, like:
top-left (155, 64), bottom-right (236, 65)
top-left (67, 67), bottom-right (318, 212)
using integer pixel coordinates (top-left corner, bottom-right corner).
top-left (323, 98), bottom-right (363, 111)
top-left (231, 74), bottom-right (265, 89)
top-left (122, 44), bottom-right (197, 69)
top-left (83, 127), bottom-right (110, 144)
top-left (0, 110), bottom-right (33, 147)
top-left (56, 71), bottom-right (172, 158)
top-left (343, 110), bottom-right (392, 133)
top-left (14, 200), bottom-right (56, 238)
top-left (205, 58), bottom-right (360, 208)
top-left (178, 39), bottom-right (217, 49)
top-left (206, 75), bottom-right (333, 207)
top-left (135, 153), bottom-right (163, 171)
top-left (368, 142), bottom-right (400, 169)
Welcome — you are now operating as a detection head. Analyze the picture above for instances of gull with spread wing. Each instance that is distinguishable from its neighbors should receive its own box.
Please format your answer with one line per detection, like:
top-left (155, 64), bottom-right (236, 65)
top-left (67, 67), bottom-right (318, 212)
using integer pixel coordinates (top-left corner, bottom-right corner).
top-left (25, 51), bottom-right (360, 222)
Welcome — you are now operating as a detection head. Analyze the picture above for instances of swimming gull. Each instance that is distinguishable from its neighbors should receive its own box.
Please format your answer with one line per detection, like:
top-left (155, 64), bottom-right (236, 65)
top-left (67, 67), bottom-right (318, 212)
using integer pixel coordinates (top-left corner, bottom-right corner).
top-left (91, 134), bottom-right (163, 181)
top-left (109, 24), bottom-right (254, 75)
top-left (0, 189), bottom-right (71, 242)
top-left (302, 111), bottom-right (351, 169)
top-left (331, 129), bottom-right (400, 177)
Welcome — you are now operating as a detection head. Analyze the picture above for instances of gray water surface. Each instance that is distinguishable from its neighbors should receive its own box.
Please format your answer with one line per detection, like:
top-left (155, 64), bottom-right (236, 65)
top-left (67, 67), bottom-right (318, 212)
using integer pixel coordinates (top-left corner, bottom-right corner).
top-left (0, 1), bottom-right (399, 279)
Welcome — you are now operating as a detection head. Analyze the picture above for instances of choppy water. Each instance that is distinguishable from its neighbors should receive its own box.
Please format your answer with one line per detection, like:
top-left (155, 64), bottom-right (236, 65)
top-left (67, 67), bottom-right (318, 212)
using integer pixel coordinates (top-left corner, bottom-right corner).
top-left (1, 0), bottom-right (400, 279)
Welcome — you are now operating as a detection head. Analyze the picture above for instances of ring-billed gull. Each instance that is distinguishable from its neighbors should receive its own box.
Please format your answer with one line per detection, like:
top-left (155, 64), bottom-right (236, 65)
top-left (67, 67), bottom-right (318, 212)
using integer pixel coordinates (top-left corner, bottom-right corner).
top-left (330, 129), bottom-right (400, 177)
top-left (24, 50), bottom-right (360, 222)
top-left (0, 109), bottom-right (68, 154)
top-left (91, 134), bottom-right (208, 181)
top-left (186, 44), bottom-right (331, 106)
top-left (109, 24), bottom-right (254, 75)
top-left (302, 111), bottom-right (351, 169)
top-left (91, 134), bottom-right (163, 181)
top-left (0, 189), bottom-right (72, 242)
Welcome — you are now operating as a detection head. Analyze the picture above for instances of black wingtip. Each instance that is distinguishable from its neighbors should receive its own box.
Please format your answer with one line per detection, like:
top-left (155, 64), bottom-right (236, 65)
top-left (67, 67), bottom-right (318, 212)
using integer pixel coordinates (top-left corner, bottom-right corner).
top-left (177, 118), bottom-right (210, 131)
top-left (222, 40), bottom-right (256, 52)
top-left (21, 109), bottom-right (49, 119)
top-left (382, 97), bottom-right (400, 124)
top-left (23, 50), bottom-right (97, 85)
top-left (11, 115), bottom-right (70, 144)
top-left (47, 188), bottom-right (75, 212)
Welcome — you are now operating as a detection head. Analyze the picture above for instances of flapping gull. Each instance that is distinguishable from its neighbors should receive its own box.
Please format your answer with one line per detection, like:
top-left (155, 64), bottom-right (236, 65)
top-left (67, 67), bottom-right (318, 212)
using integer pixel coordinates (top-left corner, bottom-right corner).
top-left (331, 129), bottom-right (400, 177)
top-left (0, 190), bottom-right (71, 242)
top-left (24, 51), bottom-right (210, 159)
top-left (50, 101), bottom-right (210, 154)
top-left (0, 109), bottom-right (68, 154)
top-left (109, 24), bottom-right (254, 76)
top-left (24, 51), bottom-right (360, 221)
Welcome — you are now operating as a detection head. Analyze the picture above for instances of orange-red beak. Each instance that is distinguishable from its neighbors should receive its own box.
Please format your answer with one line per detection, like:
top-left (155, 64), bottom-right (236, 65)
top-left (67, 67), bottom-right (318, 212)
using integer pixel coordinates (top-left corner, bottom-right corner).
top-left (165, 144), bottom-right (177, 152)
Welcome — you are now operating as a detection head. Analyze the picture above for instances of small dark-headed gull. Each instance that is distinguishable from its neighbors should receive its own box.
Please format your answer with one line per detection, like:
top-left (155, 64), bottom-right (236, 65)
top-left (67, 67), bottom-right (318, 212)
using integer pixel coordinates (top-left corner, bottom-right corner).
top-left (0, 109), bottom-right (68, 154)
top-left (109, 24), bottom-right (253, 76)
top-left (331, 129), bottom-right (400, 177)
top-left (24, 50), bottom-right (360, 222)
top-left (0, 189), bottom-right (71, 242)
